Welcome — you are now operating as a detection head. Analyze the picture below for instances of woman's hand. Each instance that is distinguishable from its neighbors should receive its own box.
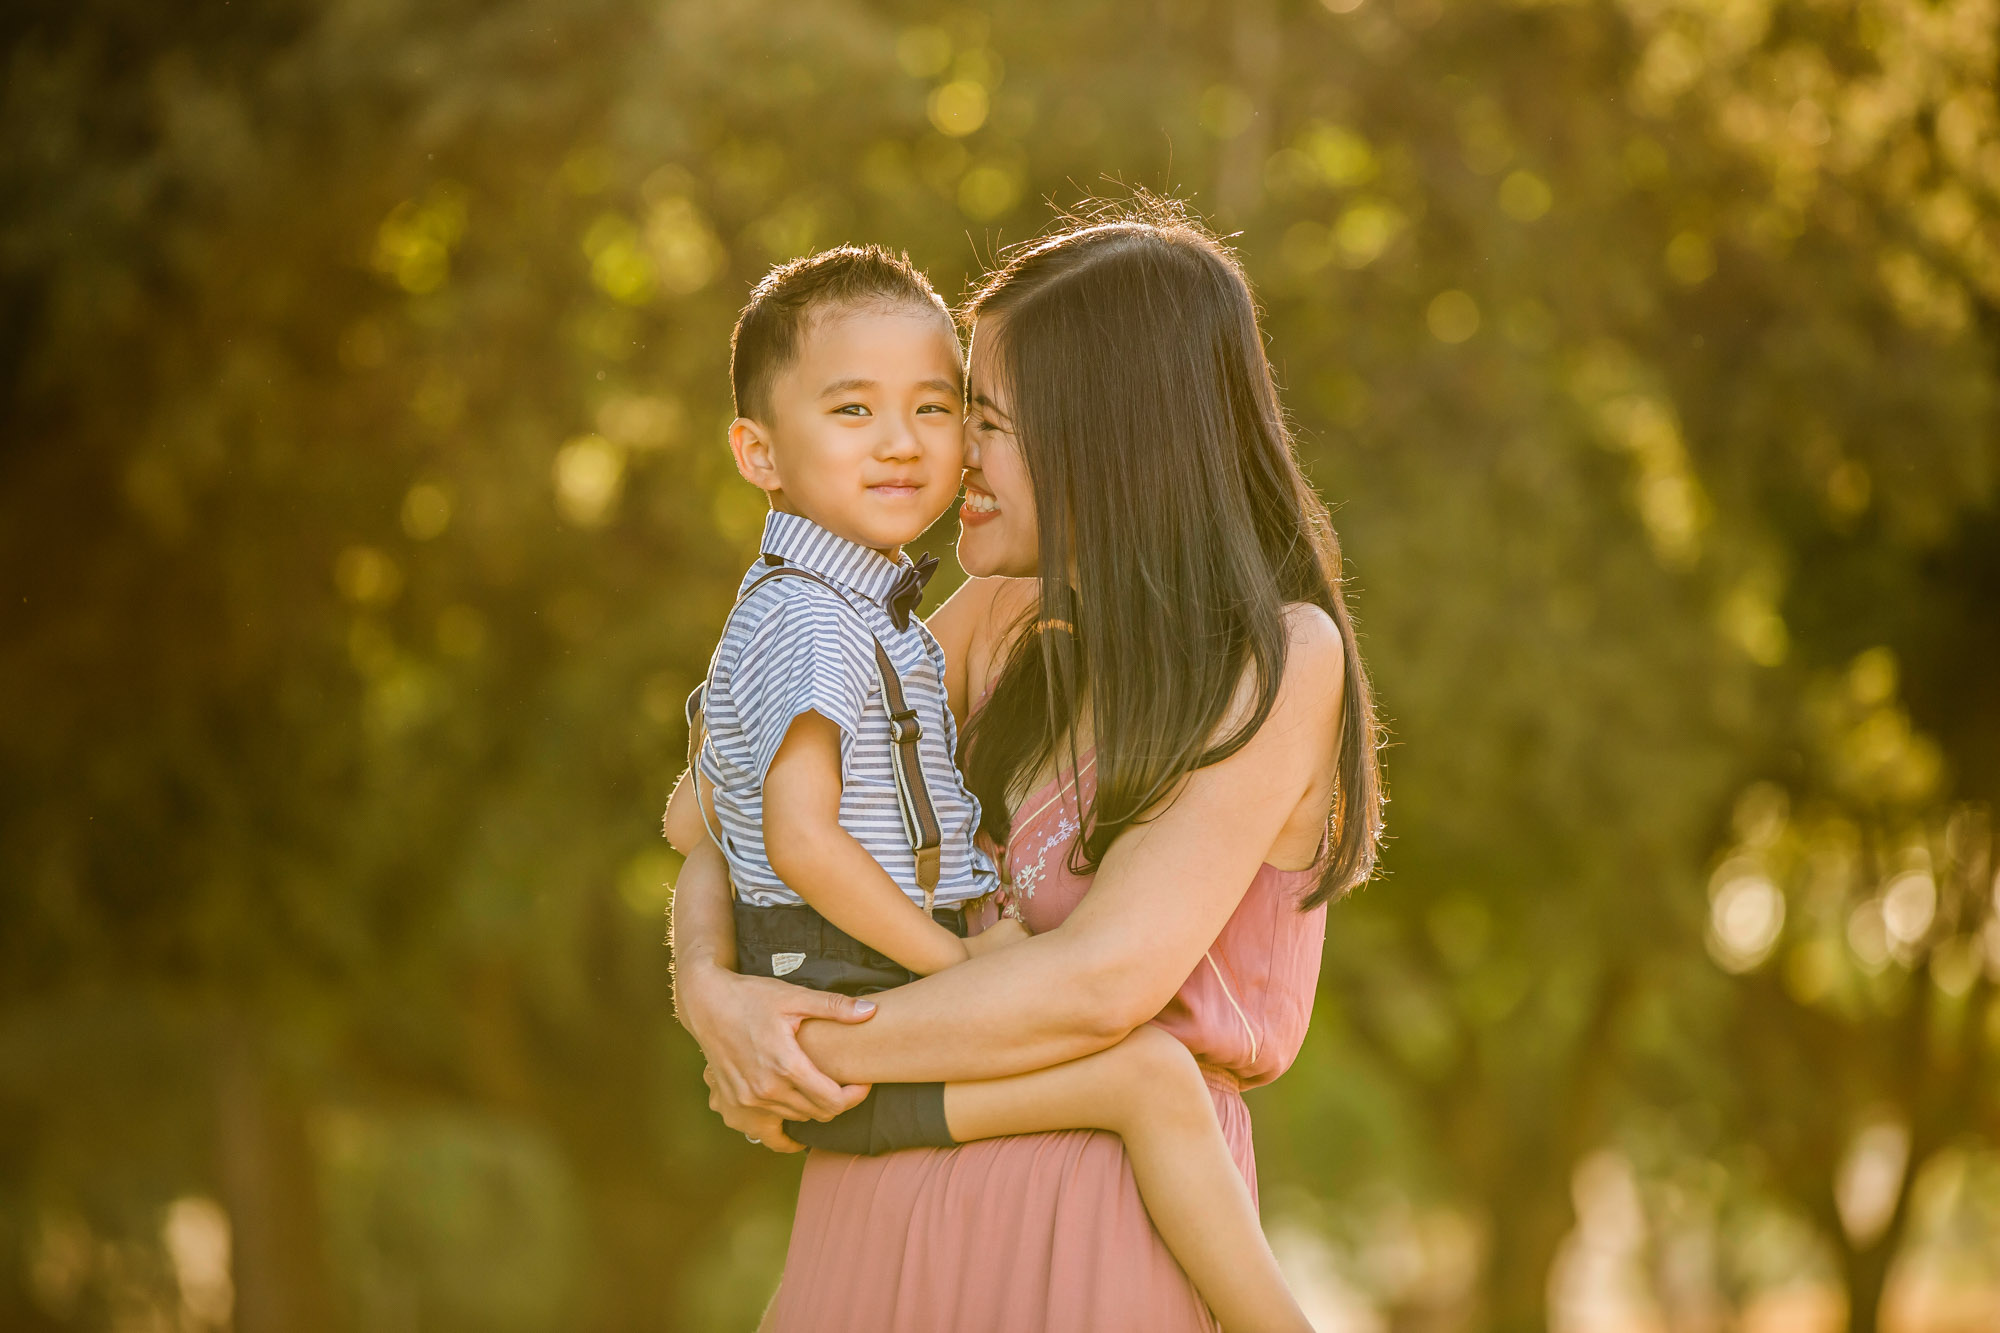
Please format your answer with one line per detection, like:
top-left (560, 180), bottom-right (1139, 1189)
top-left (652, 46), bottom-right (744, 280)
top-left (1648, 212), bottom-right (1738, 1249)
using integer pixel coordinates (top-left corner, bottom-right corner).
top-left (669, 835), bottom-right (874, 1143)
top-left (678, 956), bottom-right (877, 1125)
top-left (702, 1066), bottom-right (803, 1152)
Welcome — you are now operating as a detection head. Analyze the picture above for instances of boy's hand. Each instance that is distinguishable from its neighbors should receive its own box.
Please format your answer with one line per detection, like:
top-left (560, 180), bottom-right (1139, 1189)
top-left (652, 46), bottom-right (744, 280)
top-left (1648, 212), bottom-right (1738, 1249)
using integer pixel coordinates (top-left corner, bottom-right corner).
top-left (963, 916), bottom-right (1031, 957)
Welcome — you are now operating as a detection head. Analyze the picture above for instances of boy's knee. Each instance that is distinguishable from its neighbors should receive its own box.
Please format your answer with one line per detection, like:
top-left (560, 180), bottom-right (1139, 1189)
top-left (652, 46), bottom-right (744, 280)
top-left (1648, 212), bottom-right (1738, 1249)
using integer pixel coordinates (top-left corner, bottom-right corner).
top-left (1115, 1025), bottom-right (1205, 1100)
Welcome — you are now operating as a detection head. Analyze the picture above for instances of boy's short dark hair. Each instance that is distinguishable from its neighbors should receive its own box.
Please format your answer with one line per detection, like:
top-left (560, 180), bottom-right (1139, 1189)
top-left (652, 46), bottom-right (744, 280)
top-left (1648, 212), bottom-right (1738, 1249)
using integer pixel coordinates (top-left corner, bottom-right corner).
top-left (730, 245), bottom-right (955, 421)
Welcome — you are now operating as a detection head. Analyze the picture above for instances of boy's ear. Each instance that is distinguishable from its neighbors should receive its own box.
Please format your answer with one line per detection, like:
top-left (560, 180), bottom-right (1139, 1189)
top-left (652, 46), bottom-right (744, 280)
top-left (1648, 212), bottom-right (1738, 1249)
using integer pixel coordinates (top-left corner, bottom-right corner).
top-left (727, 417), bottom-right (783, 494)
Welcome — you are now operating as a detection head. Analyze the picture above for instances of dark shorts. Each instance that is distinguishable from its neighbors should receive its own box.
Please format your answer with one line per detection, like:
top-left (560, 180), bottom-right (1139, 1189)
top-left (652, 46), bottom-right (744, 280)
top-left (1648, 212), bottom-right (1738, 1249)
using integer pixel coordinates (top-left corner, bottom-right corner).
top-left (733, 900), bottom-right (958, 1155)
top-left (733, 899), bottom-right (966, 995)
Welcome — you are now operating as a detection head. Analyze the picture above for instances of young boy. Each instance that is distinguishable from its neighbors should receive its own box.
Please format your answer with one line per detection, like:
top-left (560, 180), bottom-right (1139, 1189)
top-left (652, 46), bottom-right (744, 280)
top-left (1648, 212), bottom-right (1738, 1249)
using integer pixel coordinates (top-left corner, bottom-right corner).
top-left (663, 246), bottom-right (1312, 1333)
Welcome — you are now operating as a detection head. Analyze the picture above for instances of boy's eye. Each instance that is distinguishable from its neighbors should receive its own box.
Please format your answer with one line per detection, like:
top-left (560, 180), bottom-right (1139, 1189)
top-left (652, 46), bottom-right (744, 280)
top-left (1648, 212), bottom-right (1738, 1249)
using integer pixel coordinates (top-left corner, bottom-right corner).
top-left (833, 404), bottom-right (871, 417)
top-left (916, 403), bottom-right (958, 415)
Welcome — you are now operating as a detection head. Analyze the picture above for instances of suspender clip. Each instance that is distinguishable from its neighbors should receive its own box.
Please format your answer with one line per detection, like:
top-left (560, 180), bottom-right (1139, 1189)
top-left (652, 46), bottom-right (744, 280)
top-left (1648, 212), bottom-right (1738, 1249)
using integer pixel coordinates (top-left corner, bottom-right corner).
top-left (887, 709), bottom-right (922, 744)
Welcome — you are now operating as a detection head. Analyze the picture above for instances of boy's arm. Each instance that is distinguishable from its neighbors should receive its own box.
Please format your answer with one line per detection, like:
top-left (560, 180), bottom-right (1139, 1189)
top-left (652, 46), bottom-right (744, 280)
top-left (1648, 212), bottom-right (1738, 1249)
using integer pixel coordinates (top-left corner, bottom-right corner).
top-left (764, 711), bottom-right (970, 976)
top-left (963, 916), bottom-right (1029, 957)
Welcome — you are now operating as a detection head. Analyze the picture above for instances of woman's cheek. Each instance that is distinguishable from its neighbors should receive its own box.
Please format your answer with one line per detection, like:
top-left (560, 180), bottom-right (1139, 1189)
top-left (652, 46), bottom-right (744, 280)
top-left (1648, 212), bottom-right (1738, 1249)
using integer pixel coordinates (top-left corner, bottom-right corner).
top-left (1004, 496), bottom-right (1038, 574)
top-left (954, 514), bottom-right (1029, 579)
top-left (955, 523), bottom-right (1006, 578)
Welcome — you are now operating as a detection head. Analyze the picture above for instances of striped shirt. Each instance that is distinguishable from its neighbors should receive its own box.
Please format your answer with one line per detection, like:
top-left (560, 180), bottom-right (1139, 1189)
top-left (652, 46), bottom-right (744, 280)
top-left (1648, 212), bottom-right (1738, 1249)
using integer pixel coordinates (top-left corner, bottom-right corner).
top-left (696, 511), bottom-right (998, 909)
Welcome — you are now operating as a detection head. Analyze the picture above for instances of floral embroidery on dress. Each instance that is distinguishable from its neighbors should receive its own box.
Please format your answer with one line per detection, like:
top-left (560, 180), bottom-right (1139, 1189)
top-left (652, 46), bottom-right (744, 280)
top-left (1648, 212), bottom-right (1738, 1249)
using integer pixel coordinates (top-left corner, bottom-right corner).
top-left (991, 758), bottom-right (1094, 919)
top-left (1005, 808), bottom-right (1080, 904)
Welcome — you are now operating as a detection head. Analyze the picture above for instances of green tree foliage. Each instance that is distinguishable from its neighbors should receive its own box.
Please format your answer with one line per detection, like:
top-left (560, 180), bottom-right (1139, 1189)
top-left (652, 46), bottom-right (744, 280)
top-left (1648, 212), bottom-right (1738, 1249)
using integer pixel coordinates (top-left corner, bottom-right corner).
top-left (1, 2), bottom-right (1995, 1331)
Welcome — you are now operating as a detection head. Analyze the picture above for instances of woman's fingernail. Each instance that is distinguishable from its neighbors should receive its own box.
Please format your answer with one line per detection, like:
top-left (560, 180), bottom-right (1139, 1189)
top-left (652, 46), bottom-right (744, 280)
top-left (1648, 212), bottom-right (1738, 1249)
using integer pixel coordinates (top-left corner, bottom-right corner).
top-left (854, 1000), bottom-right (876, 1014)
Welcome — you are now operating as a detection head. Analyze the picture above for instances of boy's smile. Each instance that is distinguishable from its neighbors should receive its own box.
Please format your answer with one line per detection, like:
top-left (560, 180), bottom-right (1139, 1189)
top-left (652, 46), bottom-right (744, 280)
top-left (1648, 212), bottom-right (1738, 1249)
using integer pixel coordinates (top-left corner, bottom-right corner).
top-left (728, 304), bottom-right (965, 560)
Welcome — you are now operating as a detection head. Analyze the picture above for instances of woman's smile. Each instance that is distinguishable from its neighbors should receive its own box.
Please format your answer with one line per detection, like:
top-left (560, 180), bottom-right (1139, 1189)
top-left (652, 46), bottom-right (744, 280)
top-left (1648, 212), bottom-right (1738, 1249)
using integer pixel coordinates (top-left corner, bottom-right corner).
top-left (960, 479), bottom-right (1001, 525)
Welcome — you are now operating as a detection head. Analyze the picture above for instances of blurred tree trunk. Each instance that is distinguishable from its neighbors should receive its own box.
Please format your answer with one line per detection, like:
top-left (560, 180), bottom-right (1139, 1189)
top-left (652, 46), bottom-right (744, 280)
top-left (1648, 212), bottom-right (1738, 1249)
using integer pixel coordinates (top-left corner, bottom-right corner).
top-left (214, 1017), bottom-right (333, 1333)
top-left (1480, 975), bottom-right (1626, 1333)
top-left (1841, 1242), bottom-right (1890, 1333)
top-left (1484, 1185), bottom-right (1574, 1333)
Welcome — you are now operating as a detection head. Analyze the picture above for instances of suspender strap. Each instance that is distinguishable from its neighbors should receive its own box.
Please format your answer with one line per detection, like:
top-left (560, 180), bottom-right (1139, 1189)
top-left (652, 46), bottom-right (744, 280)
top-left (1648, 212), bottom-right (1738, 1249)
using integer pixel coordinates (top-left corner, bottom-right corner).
top-left (869, 638), bottom-right (945, 911)
top-left (691, 558), bottom-right (945, 910)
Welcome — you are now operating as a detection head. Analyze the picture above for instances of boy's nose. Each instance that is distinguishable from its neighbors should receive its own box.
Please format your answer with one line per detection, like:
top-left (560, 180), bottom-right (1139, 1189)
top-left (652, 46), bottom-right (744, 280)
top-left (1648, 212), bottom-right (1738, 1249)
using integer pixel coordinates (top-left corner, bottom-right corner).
top-left (878, 417), bottom-right (923, 460)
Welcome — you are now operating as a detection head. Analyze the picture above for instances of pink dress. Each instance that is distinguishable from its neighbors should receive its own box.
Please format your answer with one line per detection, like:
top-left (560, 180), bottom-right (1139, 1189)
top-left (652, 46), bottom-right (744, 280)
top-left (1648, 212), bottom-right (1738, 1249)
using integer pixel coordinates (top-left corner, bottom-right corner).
top-left (766, 757), bottom-right (1329, 1332)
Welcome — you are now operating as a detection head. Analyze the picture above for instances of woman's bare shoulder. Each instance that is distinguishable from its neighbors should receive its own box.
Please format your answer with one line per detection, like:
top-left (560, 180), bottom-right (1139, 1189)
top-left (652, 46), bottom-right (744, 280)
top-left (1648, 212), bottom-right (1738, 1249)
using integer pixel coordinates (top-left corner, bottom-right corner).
top-left (927, 576), bottom-right (1039, 716)
top-left (1282, 600), bottom-right (1343, 673)
top-left (927, 576), bottom-right (1031, 646)
top-left (1278, 600), bottom-right (1346, 731)
top-left (1218, 602), bottom-right (1344, 730)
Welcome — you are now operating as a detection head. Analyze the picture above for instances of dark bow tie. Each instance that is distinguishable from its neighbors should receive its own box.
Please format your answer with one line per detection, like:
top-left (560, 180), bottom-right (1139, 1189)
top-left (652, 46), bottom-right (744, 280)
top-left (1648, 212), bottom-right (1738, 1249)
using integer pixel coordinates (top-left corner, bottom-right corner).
top-left (888, 552), bottom-right (939, 630)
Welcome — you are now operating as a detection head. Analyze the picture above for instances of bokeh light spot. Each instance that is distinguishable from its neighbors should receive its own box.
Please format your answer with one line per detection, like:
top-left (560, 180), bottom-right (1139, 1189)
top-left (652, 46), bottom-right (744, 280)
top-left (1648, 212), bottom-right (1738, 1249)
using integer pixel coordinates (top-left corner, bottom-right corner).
top-left (596, 394), bottom-right (684, 451)
top-left (958, 163), bottom-right (1021, 220)
top-left (1720, 581), bottom-right (1789, 666)
top-left (402, 482), bottom-right (453, 541)
top-left (620, 848), bottom-right (679, 917)
top-left (1335, 200), bottom-right (1405, 268)
top-left (1426, 290), bottom-right (1480, 344)
top-left (1665, 231), bottom-right (1716, 285)
top-left (645, 196), bottom-right (726, 296)
top-left (1708, 871), bottom-right (1785, 971)
top-left (553, 434), bottom-right (625, 528)
top-left (927, 81), bottom-right (989, 138)
top-left (371, 184), bottom-right (467, 295)
top-left (162, 1197), bottom-right (233, 1328)
top-left (1882, 870), bottom-right (1936, 948)
top-left (1298, 124), bottom-right (1376, 187)
top-left (583, 213), bottom-right (657, 306)
top-left (335, 546), bottom-right (402, 606)
top-left (1498, 169), bottom-right (1552, 221)
top-left (1848, 647), bottom-right (1897, 706)
top-left (896, 26), bottom-right (952, 79)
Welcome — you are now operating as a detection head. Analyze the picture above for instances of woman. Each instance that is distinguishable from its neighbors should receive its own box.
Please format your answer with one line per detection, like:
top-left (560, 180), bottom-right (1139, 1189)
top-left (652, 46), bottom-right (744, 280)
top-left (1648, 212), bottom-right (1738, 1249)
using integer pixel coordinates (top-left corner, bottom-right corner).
top-left (671, 201), bottom-right (1383, 1331)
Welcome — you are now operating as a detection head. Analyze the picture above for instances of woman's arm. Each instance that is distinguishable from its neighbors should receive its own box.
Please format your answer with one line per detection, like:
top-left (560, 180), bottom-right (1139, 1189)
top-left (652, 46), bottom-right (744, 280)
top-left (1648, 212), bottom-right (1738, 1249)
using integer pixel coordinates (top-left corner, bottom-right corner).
top-left (669, 827), bottom-right (875, 1138)
top-left (795, 604), bottom-right (1348, 1086)
top-left (662, 769), bottom-right (703, 854)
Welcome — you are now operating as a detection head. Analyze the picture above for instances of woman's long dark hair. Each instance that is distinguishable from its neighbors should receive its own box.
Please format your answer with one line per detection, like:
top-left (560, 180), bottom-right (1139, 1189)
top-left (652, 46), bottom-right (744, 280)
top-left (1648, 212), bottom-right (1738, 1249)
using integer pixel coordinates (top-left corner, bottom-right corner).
top-left (958, 198), bottom-right (1383, 909)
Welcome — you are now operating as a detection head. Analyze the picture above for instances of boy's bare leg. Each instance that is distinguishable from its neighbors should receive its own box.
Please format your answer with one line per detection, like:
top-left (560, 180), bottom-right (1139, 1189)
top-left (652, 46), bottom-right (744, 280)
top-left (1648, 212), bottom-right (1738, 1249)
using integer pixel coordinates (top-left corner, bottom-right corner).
top-left (942, 1025), bottom-right (1312, 1333)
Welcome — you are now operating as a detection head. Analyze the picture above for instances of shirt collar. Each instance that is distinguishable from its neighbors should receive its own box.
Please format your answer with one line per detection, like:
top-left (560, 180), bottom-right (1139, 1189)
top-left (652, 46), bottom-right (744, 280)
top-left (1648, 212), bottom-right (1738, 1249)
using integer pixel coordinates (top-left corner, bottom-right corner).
top-left (759, 511), bottom-right (913, 609)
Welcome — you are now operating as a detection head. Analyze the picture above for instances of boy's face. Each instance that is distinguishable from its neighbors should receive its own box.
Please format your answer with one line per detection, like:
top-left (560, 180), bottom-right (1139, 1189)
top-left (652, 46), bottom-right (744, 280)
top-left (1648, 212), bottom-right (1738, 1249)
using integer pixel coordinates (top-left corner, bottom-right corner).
top-left (729, 303), bottom-right (965, 558)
